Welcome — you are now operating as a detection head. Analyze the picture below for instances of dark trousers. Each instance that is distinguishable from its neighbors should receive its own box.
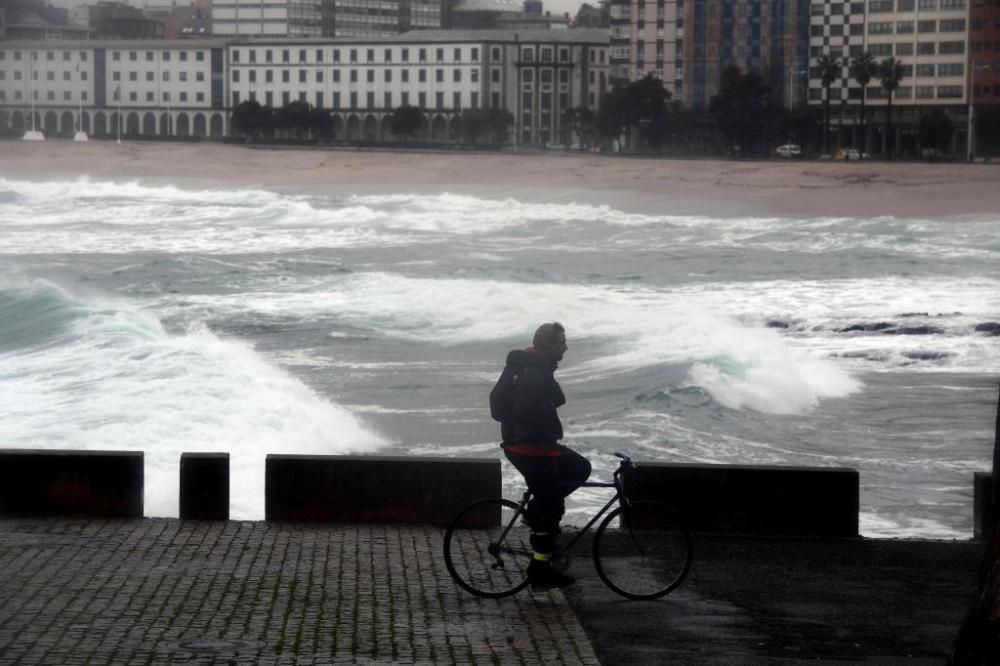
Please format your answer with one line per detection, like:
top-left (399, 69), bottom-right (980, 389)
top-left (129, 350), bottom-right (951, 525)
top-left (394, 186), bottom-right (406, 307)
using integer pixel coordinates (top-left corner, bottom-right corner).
top-left (503, 445), bottom-right (591, 554)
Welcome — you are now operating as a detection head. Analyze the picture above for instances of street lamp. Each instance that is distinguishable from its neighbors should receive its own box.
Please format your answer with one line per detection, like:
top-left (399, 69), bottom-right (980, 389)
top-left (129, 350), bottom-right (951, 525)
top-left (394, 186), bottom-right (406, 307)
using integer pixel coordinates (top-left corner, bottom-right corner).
top-left (967, 60), bottom-right (990, 162)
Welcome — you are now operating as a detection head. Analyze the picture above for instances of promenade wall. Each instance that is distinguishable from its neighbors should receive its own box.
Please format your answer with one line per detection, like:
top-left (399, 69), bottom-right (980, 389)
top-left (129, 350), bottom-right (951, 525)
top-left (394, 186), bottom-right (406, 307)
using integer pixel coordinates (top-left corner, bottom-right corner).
top-left (0, 448), bottom-right (989, 538)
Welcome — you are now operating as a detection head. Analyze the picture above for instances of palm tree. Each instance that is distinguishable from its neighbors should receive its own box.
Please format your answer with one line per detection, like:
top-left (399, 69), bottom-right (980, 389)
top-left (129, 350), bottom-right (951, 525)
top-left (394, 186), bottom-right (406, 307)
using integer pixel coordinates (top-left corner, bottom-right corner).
top-left (850, 52), bottom-right (878, 152)
top-left (816, 54), bottom-right (841, 155)
top-left (878, 57), bottom-right (906, 159)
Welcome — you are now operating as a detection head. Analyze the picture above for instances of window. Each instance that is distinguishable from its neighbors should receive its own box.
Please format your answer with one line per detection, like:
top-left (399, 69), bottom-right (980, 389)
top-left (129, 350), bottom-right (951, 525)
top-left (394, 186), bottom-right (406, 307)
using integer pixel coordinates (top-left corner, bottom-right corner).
top-left (937, 85), bottom-right (962, 98)
top-left (113, 51), bottom-right (121, 61)
top-left (266, 50), bottom-right (273, 63)
top-left (917, 42), bottom-right (936, 54)
top-left (871, 43), bottom-right (893, 56)
top-left (350, 91), bottom-right (357, 108)
top-left (384, 92), bottom-right (392, 107)
top-left (384, 70), bottom-right (392, 82)
top-left (472, 48), bottom-right (479, 62)
top-left (333, 70), bottom-right (340, 82)
top-left (317, 92), bottom-right (324, 107)
top-left (317, 70), bottom-right (324, 83)
top-left (453, 91), bottom-right (461, 108)
top-left (492, 68), bottom-right (500, 83)
top-left (180, 92), bottom-right (188, 102)
top-left (299, 70), bottom-right (306, 83)
top-left (50, 71), bottom-right (57, 81)
top-left (523, 48), bottom-right (534, 62)
top-left (196, 72), bottom-right (204, 82)
top-left (492, 47), bottom-right (501, 62)
top-left (896, 21), bottom-right (913, 34)
top-left (283, 92), bottom-right (290, 105)
top-left (282, 70), bottom-right (290, 83)
top-left (316, 49), bottom-right (324, 63)
top-left (350, 49), bottom-right (358, 63)
top-left (436, 48), bottom-right (444, 62)
top-left (939, 19), bottom-right (965, 32)
top-left (523, 70), bottom-right (534, 83)
top-left (146, 71), bottom-right (154, 81)
top-left (282, 49), bottom-right (290, 63)
top-left (402, 70), bottom-right (409, 82)
top-left (541, 48), bottom-right (553, 62)
top-left (436, 91), bottom-right (444, 108)
top-left (367, 69), bottom-right (374, 82)
top-left (402, 48), bottom-right (410, 62)
top-left (938, 63), bottom-right (963, 76)
top-left (419, 48), bottom-right (427, 62)
top-left (471, 69), bottom-right (479, 83)
top-left (916, 64), bottom-right (935, 77)
top-left (897, 0), bottom-right (914, 9)
top-left (180, 71), bottom-right (188, 82)
top-left (299, 49), bottom-right (306, 63)
top-left (196, 92), bottom-right (204, 102)
top-left (384, 49), bottom-right (392, 62)
top-left (334, 50), bottom-right (340, 62)
top-left (453, 69), bottom-right (461, 82)
top-left (129, 51), bottom-right (137, 61)
top-left (250, 50), bottom-right (256, 63)
top-left (181, 52), bottom-right (189, 62)
top-left (163, 71), bottom-right (170, 81)
top-left (266, 70), bottom-right (273, 83)
top-left (249, 70), bottom-right (257, 83)
top-left (367, 49), bottom-right (374, 63)
top-left (939, 41), bottom-right (965, 54)
top-left (870, 0), bottom-right (893, 10)
top-left (896, 43), bottom-right (914, 55)
top-left (197, 52), bottom-right (205, 62)
top-left (334, 92), bottom-right (341, 107)
top-left (917, 0), bottom-right (935, 8)
top-left (918, 20), bottom-right (936, 33)
top-left (113, 71), bottom-right (121, 82)
top-left (402, 92), bottom-right (409, 106)
top-left (419, 69), bottom-right (426, 82)
top-left (436, 69), bottom-right (443, 82)
top-left (869, 22), bottom-right (893, 34)
top-left (454, 48), bottom-right (461, 61)
top-left (350, 70), bottom-right (357, 82)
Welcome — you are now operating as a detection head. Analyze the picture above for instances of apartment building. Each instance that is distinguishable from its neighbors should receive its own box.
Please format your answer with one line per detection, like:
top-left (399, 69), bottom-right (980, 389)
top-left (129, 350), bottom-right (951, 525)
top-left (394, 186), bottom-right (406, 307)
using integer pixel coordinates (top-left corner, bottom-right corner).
top-left (608, 0), bottom-right (684, 98)
top-left (0, 30), bottom-right (608, 146)
top-left (808, 0), bottom-right (994, 154)
top-left (212, 0), bottom-right (444, 39)
top-left (608, 0), bottom-right (808, 110)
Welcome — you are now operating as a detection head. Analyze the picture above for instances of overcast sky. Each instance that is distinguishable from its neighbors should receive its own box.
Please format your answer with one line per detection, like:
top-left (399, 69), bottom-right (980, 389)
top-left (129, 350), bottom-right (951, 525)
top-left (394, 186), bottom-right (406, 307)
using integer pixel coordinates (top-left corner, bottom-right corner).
top-left (43, 0), bottom-right (591, 21)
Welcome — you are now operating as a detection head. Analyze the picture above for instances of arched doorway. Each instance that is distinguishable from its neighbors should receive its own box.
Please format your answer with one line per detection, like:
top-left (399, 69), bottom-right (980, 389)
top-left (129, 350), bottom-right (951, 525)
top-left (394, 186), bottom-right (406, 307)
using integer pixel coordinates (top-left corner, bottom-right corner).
top-left (431, 115), bottom-right (447, 141)
top-left (381, 116), bottom-right (394, 142)
top-left (347, 114), bottom-right (360, 141)
top-left (332, 115), bottom-right (344, 141)
top-left (109, 112), bottom-right (121, 136)
top-left (94, 112), bottom-right (107, 136)
top-left (419, 116), bottom-right (429, 141)
top-left (210, 113), bottom-right (223, 138)
top-left (363, 114), bottom-right (378, 142)
top-left (449, 116), bottom-right (462, 142)
top-left (176, 113), bottom-right (190, 137)
top-left (81, 112), bottom-right (91, 133)
top-left (159, 113), bottom-right (171, 137)
top-left (60, 111), bottom-right (74, 135)
top-left (11, 111), bottom-right (25, 132)
top-left (44, 111), bottom-right (58, 135)
top-left (143, 112), bottom-right (156, 135)
top-left (193, 113), bottom-right (206, 137)
top-left (126, 112), bottom-right (140, 136)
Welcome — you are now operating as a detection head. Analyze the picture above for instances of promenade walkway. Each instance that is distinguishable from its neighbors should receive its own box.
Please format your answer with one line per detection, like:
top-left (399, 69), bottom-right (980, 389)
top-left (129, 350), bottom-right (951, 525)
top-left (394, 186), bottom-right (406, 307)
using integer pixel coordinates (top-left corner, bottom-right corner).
top-left (0, 518), bottom-right (598, 665)
top-left (0, 517), bottom-right (984, 665)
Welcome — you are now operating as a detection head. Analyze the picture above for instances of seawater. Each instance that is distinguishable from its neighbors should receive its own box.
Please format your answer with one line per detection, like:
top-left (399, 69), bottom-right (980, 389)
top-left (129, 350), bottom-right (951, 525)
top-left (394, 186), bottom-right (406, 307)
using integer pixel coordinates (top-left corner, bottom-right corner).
top-left (1, 175), bottom-right (998, 538)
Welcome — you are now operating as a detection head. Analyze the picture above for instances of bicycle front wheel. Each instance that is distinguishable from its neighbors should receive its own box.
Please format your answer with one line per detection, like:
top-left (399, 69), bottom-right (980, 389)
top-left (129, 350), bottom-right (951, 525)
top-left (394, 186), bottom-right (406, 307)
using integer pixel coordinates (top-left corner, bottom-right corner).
top-left (592, 500), bottom-right (692, 600)
top-left (443, 498), bottom-right (532, 599)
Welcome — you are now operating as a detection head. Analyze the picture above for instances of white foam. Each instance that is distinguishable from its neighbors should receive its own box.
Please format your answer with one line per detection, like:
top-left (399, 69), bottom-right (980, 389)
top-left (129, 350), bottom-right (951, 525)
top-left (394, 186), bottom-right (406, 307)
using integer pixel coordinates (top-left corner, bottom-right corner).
top-left (0, 283), bottom-right (385, 519)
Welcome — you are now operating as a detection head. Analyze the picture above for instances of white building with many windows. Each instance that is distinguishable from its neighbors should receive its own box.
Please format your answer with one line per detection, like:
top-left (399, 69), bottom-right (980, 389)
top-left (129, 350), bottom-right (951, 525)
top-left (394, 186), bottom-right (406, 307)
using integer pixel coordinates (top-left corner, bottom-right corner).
top-left (212, 0), bottom-right (445, 39)
top-left (0, 30), bottom-right (608, 145)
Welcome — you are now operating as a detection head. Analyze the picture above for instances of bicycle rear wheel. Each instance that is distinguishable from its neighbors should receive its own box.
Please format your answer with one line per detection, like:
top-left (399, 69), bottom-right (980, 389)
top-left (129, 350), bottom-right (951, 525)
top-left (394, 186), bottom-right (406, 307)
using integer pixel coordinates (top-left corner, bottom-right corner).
top-left (592, 500), bottom-right (692, 600)
top-left (443, 498), bottom-right (532, 599)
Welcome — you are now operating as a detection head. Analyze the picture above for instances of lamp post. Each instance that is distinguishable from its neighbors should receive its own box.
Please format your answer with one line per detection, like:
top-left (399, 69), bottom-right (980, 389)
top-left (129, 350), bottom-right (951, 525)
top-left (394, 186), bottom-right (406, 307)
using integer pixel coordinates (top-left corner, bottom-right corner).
top-left (967, 60), bottom-right (988, 162)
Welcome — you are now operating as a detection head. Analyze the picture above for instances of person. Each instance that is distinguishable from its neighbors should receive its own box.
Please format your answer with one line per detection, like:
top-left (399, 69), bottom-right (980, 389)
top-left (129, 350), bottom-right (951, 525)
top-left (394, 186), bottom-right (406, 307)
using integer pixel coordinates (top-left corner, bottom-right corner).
top-left (498, 322), bottom-right (591, 591)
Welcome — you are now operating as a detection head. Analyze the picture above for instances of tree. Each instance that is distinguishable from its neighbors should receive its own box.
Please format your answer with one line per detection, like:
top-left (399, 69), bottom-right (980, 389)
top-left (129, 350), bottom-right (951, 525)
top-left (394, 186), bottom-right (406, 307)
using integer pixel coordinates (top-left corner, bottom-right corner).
top-left (878, 57), bottom-right (906, 159)
top-left (309, 107), bottom-right (334, 143)
top-left (230, 100), bottom-right (275, 142)
top-left (816, 54), bottom-right (841, 155)
top-left (389, 105), bottom-right (423, 143)
top-left (709, 65), bottom-right (770, 157)
top-left (850, 52), bottom-right (878, 152)
top-left (561, 106), bottom-right (596, 149)
top-left (596, 75), bottom-right (672, 152)
top-left (275, 100), bottom-right (313, 139)
top-left (460, 108), bottom-right (491, 146)
top-left (918, 110), bottom-right (954, 158)
top-left (484, 108), bottom-right (514, 145)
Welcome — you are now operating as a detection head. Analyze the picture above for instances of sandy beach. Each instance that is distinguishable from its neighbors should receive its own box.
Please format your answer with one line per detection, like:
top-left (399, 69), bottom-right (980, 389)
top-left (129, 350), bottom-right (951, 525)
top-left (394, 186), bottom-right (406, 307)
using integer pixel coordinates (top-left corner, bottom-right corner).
top-left (1, 139), bottom-right (999, 217)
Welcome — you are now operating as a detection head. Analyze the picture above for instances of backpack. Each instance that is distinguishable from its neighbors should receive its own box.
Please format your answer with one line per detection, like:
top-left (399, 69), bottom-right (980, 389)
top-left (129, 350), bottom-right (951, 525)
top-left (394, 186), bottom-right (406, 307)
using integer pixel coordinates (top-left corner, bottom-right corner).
top-left (489, 365), bottom-right (520, 422)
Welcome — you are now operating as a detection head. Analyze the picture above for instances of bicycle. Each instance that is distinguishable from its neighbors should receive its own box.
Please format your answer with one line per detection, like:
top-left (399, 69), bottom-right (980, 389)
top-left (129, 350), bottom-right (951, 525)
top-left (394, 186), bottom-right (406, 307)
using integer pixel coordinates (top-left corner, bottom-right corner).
top-left (443, 452), bottom-right (692, 600)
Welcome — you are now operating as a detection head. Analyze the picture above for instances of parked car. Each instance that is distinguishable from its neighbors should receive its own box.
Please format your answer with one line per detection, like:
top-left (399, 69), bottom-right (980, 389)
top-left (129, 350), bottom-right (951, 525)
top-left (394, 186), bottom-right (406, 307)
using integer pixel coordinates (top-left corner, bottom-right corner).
top-left (843, 148), bottom-right (871, 161)
top-left (776, 144), bottom-right (802, 158)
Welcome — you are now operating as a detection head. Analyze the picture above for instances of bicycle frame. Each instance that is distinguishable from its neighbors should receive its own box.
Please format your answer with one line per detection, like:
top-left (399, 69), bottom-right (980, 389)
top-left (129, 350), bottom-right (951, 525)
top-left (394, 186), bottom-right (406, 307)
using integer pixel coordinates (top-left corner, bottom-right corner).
top-left (491, 463), bottom-right (631, 559)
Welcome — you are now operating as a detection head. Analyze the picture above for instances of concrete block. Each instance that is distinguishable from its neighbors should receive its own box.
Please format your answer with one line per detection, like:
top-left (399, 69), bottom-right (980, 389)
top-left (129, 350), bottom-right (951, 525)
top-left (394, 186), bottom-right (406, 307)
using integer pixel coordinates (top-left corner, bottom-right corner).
top-left (625, 462), bottom-right (859, 537)
top-left (974, 472), bottom-right (993, 541)
top-left (0, 449), bottom-right (143, 517)
top-left (180, 453), bottom-right (229, 520)
top-left (265, 455), bottom-right (500, 524)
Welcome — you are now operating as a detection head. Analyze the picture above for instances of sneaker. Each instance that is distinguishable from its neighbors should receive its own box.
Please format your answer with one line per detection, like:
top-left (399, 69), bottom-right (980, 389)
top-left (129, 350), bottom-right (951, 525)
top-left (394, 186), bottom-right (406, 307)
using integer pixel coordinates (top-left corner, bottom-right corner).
top-left (527, 559), bottom-right (576, 591)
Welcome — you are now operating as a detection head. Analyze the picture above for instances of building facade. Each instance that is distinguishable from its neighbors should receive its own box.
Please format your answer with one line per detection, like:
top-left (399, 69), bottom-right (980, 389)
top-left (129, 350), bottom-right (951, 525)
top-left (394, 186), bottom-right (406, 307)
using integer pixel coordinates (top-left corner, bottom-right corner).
top-left (608, 0), bottom-right (684, 98)
top-left (212, 0), bottom-right (444, 38)
top-left (72, 2), bottom-right (166, 40)
top-left (807, 0), bottom-right (995, 155)
top-left (0, 30), bottom-right (608, 146)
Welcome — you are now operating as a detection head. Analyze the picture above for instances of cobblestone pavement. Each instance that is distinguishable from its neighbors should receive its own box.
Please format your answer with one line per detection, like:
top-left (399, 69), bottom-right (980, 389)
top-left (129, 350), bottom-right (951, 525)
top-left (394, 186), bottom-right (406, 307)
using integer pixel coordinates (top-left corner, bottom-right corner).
top-left (0, 518), bottom-right (600, 665)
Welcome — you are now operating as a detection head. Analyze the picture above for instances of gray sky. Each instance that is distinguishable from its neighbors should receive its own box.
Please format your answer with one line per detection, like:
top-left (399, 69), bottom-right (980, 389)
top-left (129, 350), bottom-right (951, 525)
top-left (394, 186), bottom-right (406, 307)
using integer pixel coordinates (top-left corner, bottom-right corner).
top-left (43, 0), bottom-right (590, 20)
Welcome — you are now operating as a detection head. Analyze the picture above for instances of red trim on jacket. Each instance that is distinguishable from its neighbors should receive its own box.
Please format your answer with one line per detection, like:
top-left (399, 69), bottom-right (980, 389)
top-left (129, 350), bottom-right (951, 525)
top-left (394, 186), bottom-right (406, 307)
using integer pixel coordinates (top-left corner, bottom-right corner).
top-left (503, 441), bottom-right (561, 457)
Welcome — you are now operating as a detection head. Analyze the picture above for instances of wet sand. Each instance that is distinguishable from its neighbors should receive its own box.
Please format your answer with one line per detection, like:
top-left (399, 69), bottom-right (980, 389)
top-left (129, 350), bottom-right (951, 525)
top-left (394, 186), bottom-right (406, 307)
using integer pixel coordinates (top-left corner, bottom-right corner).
top-left (2, 139), bottom-right (999, 218)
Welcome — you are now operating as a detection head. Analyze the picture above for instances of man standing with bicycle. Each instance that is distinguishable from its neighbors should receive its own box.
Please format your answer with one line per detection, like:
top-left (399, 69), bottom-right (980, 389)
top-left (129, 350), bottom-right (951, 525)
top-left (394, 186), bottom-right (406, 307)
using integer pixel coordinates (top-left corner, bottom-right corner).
top-left (492, 322), bottom-right (591, 591)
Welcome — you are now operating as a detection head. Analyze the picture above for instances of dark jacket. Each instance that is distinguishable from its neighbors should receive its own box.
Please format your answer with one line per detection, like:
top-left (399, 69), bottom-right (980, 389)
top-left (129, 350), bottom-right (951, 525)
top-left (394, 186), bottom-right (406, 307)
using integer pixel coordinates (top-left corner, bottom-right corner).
top-left (500, 348), bottom-right (565, 445)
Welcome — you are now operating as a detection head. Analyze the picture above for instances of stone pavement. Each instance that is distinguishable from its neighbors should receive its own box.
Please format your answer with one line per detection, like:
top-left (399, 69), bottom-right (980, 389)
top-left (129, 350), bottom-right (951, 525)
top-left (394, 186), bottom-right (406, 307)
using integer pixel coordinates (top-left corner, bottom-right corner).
top-left (0, 518), bottom-right (599, 665)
